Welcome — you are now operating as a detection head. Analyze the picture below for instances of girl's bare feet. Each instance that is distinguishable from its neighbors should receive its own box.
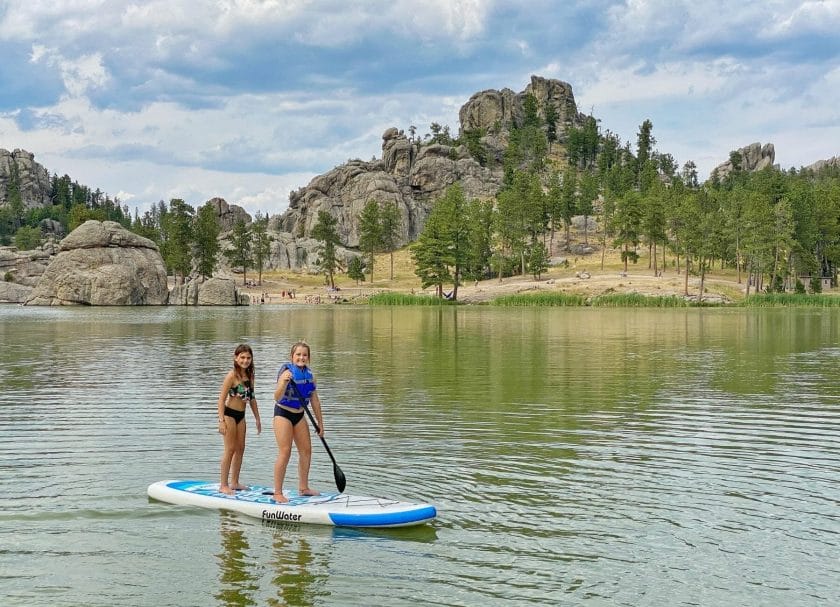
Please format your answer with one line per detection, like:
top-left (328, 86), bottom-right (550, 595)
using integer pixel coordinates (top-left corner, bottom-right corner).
top-left (220, 485), bottom-right (234, 495)
top-left (232, 483), bottom-right (248, 491)
top-left (299, 488), bottom-right (320, 496)
top-left (272, 493), bottom-right (288, 503)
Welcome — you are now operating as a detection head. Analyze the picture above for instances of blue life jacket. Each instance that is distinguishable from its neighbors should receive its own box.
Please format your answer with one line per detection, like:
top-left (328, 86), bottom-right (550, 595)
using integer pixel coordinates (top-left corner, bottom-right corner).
top-left (276, 362), bottom-right (316, 409)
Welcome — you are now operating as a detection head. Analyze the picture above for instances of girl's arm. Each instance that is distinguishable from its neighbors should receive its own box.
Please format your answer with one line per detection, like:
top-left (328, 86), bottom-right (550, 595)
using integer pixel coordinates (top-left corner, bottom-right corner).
top-left (309, 389), bottom-right (325, 437)
top-left (217, 371), bottom-right (234, 432)
top-left (250, 382), bottom-right (261, 434)
top-left (273, 369), bottom-right (292, 402)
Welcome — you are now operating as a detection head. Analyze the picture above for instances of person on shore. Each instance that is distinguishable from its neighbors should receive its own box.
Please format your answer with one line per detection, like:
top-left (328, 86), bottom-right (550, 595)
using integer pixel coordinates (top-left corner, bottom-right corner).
top-left (271, 341), bottom-right (325, 503)
top-left (217, 344), bottom-right (262, 494)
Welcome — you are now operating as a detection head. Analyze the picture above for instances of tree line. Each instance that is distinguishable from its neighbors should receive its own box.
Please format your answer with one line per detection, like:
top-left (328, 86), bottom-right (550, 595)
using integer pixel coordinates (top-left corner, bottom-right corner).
top-left (306, 200), bottom-right (404, 289)
top-left (0, 171), bottom-right (131, 249)
top-left (0, 166), bottom-right (277, 286)
top-left (406, 95), bottom-right (840, 301)
top-left (132, 199), bottom-right (273, 285)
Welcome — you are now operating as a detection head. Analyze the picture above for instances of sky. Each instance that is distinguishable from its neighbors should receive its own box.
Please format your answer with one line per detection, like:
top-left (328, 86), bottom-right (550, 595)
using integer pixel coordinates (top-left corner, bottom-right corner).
top-left (1, 0), bottom-right (839, 219)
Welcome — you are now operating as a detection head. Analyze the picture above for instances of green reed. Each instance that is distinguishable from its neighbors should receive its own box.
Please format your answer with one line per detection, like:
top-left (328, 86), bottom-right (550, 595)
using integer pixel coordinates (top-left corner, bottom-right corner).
top-left (491, 293), bottom-right (588, 307)
top-left (492, 292), bottom-right (699, 307)
top-left (740, 293), bottom-right (840, 307)
top-left (367, 292), bottom-right (457, 305)
top-left (590, 293), bottom-right (691, 307)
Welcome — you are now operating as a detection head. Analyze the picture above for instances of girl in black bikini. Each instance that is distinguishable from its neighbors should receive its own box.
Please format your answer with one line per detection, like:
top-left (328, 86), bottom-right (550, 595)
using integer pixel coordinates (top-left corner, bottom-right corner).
top-left (217, 344), bottom-right (262, 494)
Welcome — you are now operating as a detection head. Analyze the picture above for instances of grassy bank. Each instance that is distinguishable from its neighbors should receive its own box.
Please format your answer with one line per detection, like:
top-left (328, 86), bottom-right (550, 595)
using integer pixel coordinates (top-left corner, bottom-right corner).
top-left (492, 293), bottom-right (696, 307)
top-left (366, 292), bottom-right (456, 306)
top-left (739, 293), bottom-right (840, 307)
top-left (244, 247), bottom-right (840, 307)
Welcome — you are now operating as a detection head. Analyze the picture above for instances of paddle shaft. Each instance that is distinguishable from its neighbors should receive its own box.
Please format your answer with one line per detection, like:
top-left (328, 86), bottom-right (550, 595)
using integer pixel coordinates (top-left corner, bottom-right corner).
top-left (287, 379), bottom-right (346, 492)
top-left (301, 405), bottom-right (337, 463)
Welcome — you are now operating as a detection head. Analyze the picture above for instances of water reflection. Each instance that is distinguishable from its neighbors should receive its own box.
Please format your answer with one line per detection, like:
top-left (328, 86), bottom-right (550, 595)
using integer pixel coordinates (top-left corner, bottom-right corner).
top-left (265, 523), bottom-right (330, 607)
top-left (215, 512), bottom-right (258, 607)
top-left (2, 305), bottom-right (838, 607)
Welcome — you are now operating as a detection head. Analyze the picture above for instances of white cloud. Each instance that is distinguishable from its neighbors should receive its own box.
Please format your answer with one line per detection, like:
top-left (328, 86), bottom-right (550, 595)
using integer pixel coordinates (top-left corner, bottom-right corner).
top-left (764, 0), bottom-right (840, 37)
top-left (1, 0), bottom-right (838, 219)
top-left (28, 45), bottom-right (110, 97)
top-left (577, 59), bottom-right (736, 107)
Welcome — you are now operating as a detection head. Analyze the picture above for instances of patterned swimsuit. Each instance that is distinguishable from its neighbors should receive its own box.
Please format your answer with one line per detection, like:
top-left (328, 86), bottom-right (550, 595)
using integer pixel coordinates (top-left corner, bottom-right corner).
top-left (225, 379), bottom-right (253, 424)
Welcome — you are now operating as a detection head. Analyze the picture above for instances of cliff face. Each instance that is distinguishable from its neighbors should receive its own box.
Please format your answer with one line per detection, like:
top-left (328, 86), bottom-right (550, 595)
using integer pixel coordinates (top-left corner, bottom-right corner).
top-left (0, 149), bottom-right (52, 210)
top-left (275, 75), bottom-right (584, 248)
top-left (276, 130), bottom-right (503, 249)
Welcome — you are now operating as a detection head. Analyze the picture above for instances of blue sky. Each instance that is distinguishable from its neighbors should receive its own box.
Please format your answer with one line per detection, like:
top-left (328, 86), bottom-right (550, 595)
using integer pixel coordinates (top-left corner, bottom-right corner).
top-left (1, 0), bottom-right (838, 218)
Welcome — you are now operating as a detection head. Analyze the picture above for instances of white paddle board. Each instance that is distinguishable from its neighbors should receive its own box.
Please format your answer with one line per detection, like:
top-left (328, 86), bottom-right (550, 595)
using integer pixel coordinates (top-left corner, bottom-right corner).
top-left (147, 480), bottom-right (437, 528)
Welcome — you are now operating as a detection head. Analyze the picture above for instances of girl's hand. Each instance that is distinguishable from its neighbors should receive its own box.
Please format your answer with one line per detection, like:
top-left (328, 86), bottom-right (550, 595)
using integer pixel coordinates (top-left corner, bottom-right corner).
top-left (255, 418), bottom-right (262, 434)
top-left (218, 418), bottom-right (226, 434)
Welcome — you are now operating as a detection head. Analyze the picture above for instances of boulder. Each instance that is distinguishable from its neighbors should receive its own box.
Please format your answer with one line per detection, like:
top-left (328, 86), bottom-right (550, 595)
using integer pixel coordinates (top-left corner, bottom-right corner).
top-left (168, 276), bottom-right (248, 306)
top-left (25, 220), bottom-right (169, 305)
top-left (0, 281), bottom-right (33, 303)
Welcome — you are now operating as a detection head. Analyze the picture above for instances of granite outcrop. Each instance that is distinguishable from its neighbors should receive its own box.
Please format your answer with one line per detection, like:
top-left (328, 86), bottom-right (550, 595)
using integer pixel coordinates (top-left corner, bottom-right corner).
top-left (274, 75), bottom-right (584, 251)
top-left (25, 220), bottom-right (169, 306)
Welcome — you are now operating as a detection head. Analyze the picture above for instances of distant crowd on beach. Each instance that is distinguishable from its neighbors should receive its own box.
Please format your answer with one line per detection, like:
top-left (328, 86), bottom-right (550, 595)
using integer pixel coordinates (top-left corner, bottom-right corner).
top-left (246, 286), bottom-right (357, 305)
top-left (248, 290), bottom-right (296, 304)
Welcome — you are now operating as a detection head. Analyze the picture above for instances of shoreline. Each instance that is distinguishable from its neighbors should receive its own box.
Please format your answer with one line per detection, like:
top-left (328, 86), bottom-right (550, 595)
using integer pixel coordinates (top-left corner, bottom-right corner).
top-left (233, 268), bottom-right (748, 305)
top-left (223, 248), bottom-right (837, 306)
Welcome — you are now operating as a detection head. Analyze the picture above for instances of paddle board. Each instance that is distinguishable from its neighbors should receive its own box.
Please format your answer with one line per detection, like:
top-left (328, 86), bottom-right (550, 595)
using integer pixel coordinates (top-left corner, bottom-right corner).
top-left (147, 480), bottom-right (437, 528)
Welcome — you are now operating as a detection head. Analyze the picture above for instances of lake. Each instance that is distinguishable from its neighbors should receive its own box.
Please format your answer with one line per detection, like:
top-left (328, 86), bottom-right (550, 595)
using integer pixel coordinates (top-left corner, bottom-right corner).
top-left (1, 304), bottom-right (838, 606)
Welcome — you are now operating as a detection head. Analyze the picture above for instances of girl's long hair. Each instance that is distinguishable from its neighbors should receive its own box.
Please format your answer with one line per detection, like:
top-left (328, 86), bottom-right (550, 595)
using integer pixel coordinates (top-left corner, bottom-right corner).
top-left (233, 344), bottom-right (255, 385)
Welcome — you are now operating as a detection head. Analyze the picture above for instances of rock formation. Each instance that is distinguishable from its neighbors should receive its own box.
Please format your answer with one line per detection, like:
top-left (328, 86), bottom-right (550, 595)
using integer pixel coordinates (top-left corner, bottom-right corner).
top-left (0, 281), bottom-right (33, 303)
top-left (806, 156), bottom-right (840, 173)
top-left (0, 149), bottom-right (52, 210)
top-left (275, 134), bottom-right (501, 251)
top-left (205, 197), bottom-right (252, 231)
top-left (273, 75), bottom-right (583, 256)
top-left (0, 244), bottom-right (54, 287)
top-left (711, 142), bottom-right (777, 181)
top-left (25, 220), bottom-right (169, 305)
top-left (168, 276), bottom-right (247, 306)
top-left (459, 75), bottom-right (582, 163)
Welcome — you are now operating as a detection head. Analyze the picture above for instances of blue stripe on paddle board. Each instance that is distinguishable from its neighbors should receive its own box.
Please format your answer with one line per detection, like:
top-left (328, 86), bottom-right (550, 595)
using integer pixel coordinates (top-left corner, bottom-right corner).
top-left (170, 480), bottom-right (205, 491)
top-left (328, 505), bottom-right (437, 527)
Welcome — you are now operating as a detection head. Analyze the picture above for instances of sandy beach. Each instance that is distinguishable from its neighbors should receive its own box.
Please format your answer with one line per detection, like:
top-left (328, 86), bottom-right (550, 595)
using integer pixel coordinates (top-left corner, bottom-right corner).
top-left (233, 248), bottom-right (751, 305)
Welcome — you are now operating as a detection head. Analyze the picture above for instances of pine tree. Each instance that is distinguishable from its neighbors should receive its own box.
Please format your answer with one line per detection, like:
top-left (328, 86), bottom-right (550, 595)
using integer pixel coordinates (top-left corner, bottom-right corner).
top-left (528, 242), bottom-right (550, 280)
top-left (311, 210), bottom-right (341, 289)
top-left (224, 219), bottom-right (253, 285)
top-left (251, 211), bottom-right (273, 285)
top-left (347, 256), bottom-right (366, 285)
top-left (358, 200), bottom-right (382, 283)
top-left (380, 201), bottom-right (403, 280)
top-left (193, 203), bottom-right (221, 278)
top-left (162, 199), bottom-right (195, 283)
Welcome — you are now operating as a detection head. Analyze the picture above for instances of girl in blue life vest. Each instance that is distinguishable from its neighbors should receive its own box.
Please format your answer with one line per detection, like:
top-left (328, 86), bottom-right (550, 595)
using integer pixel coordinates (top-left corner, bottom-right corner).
top-left (271, 341), bottom-right (325, 503)
top-left (217, 344), bottom-right (262, 495)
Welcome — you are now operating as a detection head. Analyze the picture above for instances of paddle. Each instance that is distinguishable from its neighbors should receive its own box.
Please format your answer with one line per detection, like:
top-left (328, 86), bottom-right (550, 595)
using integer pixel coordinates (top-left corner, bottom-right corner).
top-left (288, 380), bottom-right (347, 493)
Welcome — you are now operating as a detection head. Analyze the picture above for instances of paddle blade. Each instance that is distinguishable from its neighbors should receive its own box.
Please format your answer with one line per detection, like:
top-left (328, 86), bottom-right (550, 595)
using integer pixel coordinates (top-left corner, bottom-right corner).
top-left (334, 464), bottom-right (347, 493)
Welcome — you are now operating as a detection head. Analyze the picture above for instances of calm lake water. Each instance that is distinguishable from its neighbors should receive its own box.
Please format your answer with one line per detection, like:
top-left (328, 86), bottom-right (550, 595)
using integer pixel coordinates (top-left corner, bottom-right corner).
top-left (1, 304), bottom-right (838, 606)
